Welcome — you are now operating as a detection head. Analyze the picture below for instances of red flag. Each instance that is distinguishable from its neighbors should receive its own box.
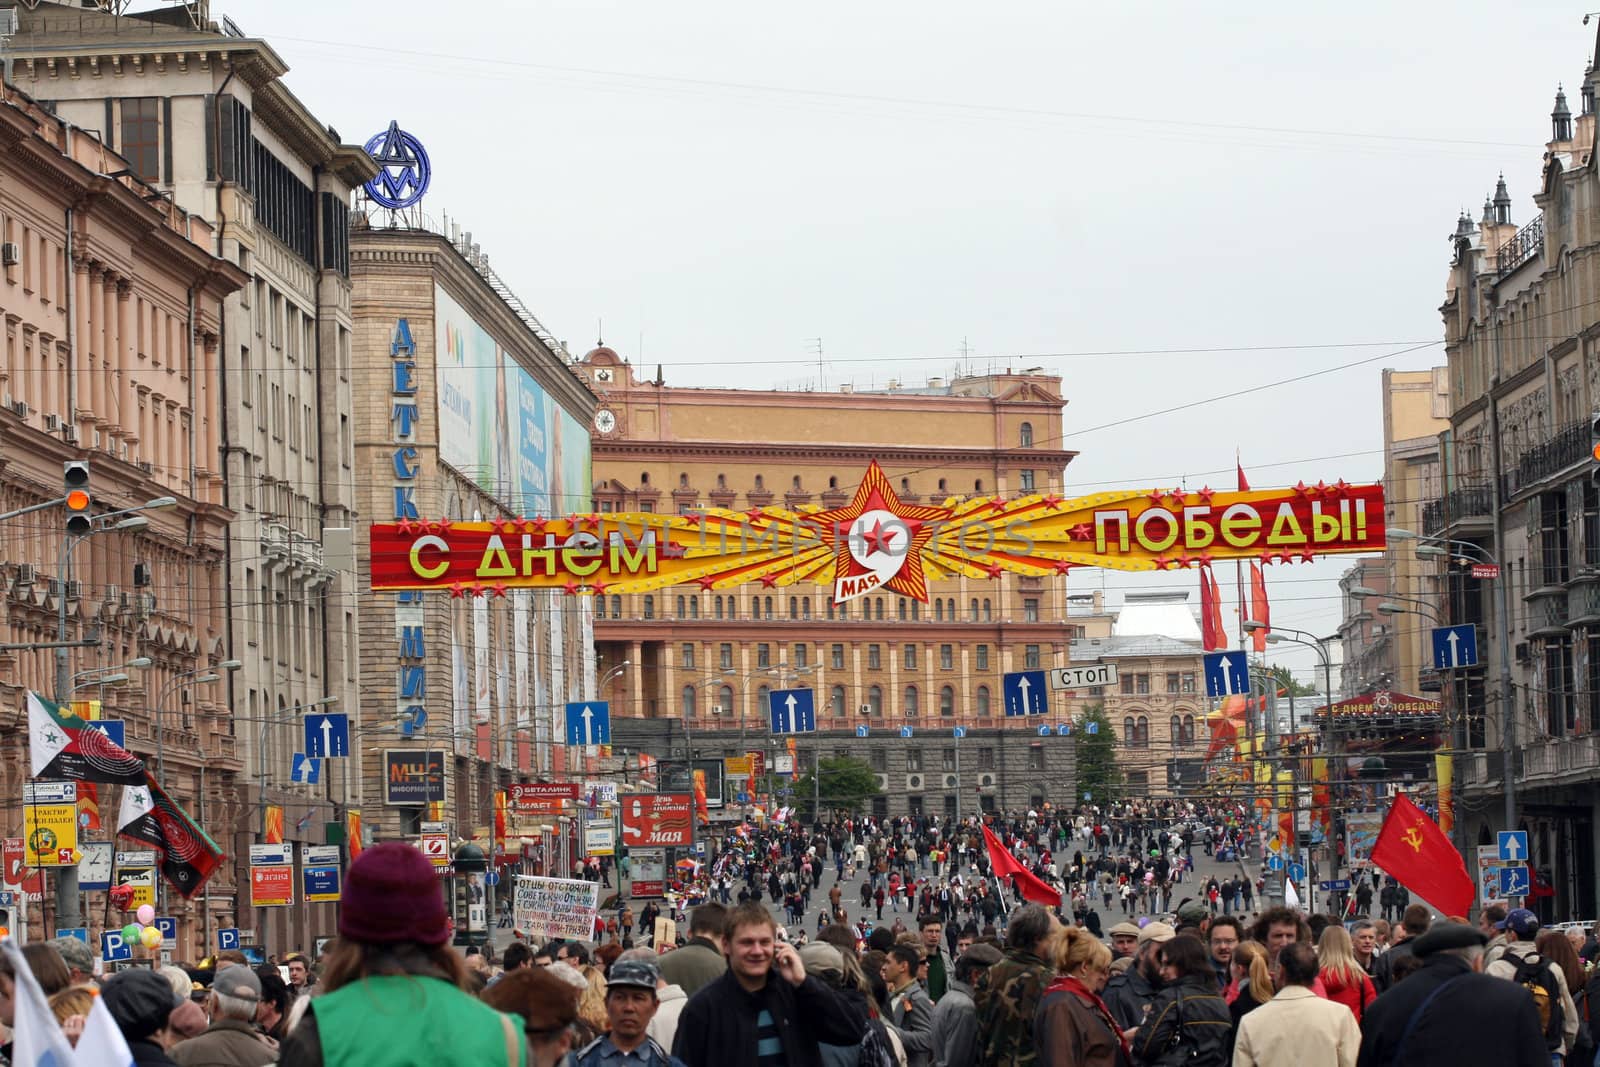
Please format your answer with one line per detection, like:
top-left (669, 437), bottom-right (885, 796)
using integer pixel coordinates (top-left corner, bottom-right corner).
top-left (981, 822), bottom-right (1061, 906)
top-left (1208, 569), bottom-right (1227, 649)
top-left (1237, 460), bottom-right (1250, 492)
top-left (1249, 562), bottom-right (1270, 653)
top-left (1370, 791), bottom-right (1473, 918)
top-left (1200, 567), bottom-right (1223, 651)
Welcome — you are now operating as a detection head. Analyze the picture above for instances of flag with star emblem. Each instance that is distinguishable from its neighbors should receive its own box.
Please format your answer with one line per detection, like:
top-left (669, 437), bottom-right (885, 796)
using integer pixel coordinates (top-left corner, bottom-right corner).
top-left (117, 771), bottom-right (225, 898)
top-left (28, 690), bottom-right (145, 785)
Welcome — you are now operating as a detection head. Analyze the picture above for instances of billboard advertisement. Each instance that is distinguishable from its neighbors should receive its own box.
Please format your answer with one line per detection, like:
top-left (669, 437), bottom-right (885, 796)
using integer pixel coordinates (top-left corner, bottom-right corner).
top-left (620, 794), bottom-right (695, 848)
top-left (434, 284), bottom-right (592, 515)
top-left (659, 759), bottom-right (725, 808)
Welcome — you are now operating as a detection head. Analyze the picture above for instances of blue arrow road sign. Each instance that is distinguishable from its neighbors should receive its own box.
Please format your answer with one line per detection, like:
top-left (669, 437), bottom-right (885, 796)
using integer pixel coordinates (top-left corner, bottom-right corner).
top-left (217, 928), bottom-right (240, 951)
top-left (1203, 651), bottom-right (1250, 698)
top-left (565, 701), bottom-right (611, 746)
top-left (1289, 862), bottom-right (1306, 883)
top-left (1002, 670), bottom-right (1049, 716)
top-left (768, 688), bottom-right (816, 734)
top-left (1266, 855), bottom-right (1285, 871)
top-left (900, 725), bottom-right (914, 738)
top-left (484, 871), bottom-right (500, 888)
top-left (952, 726), bottom-right (966, 739)
top-left (290, 753), bottom-right (320, 785)
top-left (1058, 722), bottom-right (1073, 736)
top-left (1319, 879), bottom-right (1352, 891)
top-left (1497, 830), bottom-right (1529, 863)
top-left (86, 720), bottom-right (125, 749)
top-left (1500, 866), bottom-right (1530, 895)
top-left (1432, 624), bottom-right (1479, 669)
top-left (1037, 724), bottom-right (1052, 736)
top-left (856, 724), bottom-right (870, 738)
top-left (1086, 721), bottom-right (1099, 735)
top-left (304, 713), bottom-right (350, 758)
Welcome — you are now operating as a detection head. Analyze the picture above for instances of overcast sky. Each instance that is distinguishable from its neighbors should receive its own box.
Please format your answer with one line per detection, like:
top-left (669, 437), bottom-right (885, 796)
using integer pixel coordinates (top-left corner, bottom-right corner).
top-left (224, 0), bottom-right (1591, 685)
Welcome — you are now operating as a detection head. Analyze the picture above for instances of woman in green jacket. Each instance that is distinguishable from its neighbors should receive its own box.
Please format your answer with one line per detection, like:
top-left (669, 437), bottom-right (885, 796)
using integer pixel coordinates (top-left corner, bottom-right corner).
top-left (279, 842), bottom-right (527, 1067)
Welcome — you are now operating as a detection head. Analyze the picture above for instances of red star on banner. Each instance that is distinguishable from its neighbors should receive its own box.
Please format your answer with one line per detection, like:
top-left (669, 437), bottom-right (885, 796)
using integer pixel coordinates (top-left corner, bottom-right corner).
top-left (528, 515), bottom-right (548, 533)
top-left (590, 580), bottom-right (608, 596)
top-left (1259, 550), bottom-right (1276, 565)
top-left (581, 514), bottom-right (603, 533)
top-left (1147, 488), bottom-right (1166, 504)
top-left (759, 573), bottom-right (778, 588)
top-left (745, 508), bottom-right (766, 522)
top-left (397, 518), bottom-right (416, 535)
top-left (1332, 478), bottom-right (1351, 498)
top-left (562, 581), bottom-right (581, 596)
top-left (449, 582), bottom-right (467, 598)
top-left (1069, 522), bottom-right (1093, 541)
top-left (1040, 495), bottom-right (1064, 509)
top-left (491, 583), bottom-right (509, 598)
top-left (1196, 486), bottom-right (1216, 504)
top-left (1051, 560), bottom-right (1073, 574)
top-left (471, 585), bottom-right (486, 598)
top-left (661, 541), bottom-right (687, 559)
top-left (1292, 481), bottom-right (1310, 497)
top-left (435, 519), bottom-right (453, 534)
top-left (696, 574), bottom-right (719, 591)
top-left (812, 461), bottom-right (951, 604)
top-left (564, 514), bottom-right (581, 529)
top-left (1298, 549), bottom-right (1316, 563)
top-left (1197, 552), bottom-right (1213, 567)
top-left (1313, 480), bottom-right (1330, 497)
top-left (1166, 490), bottom-right (1187, 507)
top-left (860, 519), bottom-right (895, 556)
top-left (1175, 552), bottom-right (1194, 569)
top-left (1154, 555), bottom-right (1173, 570)
top-left (490, 516), bottom-right (510, 534)
top-left (986, 497), bottom-right (1009, 514)
top-left (1274, 551), bottom-right (1293, 564)
top-left (982, 561), bottom-right (1004, 578)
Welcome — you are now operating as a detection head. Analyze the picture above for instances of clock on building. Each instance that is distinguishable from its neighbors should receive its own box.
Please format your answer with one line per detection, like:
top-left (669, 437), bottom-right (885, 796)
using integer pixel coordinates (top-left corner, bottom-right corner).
top-left (594, 408), bottom-right (618, 435)
top-left (593, 367), bottom-right (615, 383)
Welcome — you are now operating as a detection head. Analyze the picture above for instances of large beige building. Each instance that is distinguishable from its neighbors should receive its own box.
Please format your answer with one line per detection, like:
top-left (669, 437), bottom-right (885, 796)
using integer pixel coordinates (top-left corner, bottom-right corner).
top-left (581, 347), bottom-right (1098, 815)
top-left (0, 83), bottom-right (245, 951)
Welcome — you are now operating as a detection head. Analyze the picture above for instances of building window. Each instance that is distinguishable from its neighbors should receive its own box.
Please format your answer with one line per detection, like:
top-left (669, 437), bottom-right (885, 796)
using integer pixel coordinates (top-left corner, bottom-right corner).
top-left (681, 644), bottom-right (695, 669)
top-left (719, 644), bottom-right (733, 670)
top-left (1124, 717), bottom-right (1135, 743)
top-left (1024, 645), bottom-right (1041, 669)
top-left (1019, 470), bottom-right (1035, 492)
top-left (1023, 598), bottom-right (1040, 622)
top-left (831, 686), bottom-right (846, 717)
top-left (942, 747), bottom-right (956, 771)
top-left (1182, 672), bottom-right (1196, 693)
top-left (789, 596), bottom-right (799, 620)
top-left (642, 595), bottom-right (654, 619)
top-left (682, 686), bottom-right (697, 718)
top-left (982, 599), bottom-right (992, 621)
top-left (976, 685), bottom-right (991, 716)
top-left (793, 643), bottom-right (808, 668)
top-left (1166, 672), bottom-right (1180, 694)
top-left (757, 644), bottom-right (771, 669)
top-left (689, 598), bottom-right (699, 619)
top-left (977, 747), bottom-right (995, 770)
top-left (1170, 715), bottom-right (1182, 745)
top-left (714, 595), bottom-right (724, 620)
top-left (940, 685), bottom-right (955, 717)
top-left (1136, 716), bottom-right (1149, 746)
top-left (1182, 714), bottom-right (1195, 743)
top-left (1020, 422), bottom-right (1034, 447)
top-left (976, 645), bottom-right (989, 670)
top-left (803, 597), bottom-right (812, 619)
top-left (871, 749), bottom-right (887, 772)
top-left (717, 685), bottom-right (734, 714)
top-left (904, 686), bottom-right (919, 717)
top-left (969, 598), bottom-right (979, 622)
top-left (831, 644), bottom-right (845, 670)
top-left (875, 598), bottom-right (885, 621)
top-left (868, 686), bottom-right (883, 716)
top-left (1120, 675), bottom-right (1135, 695)
top-left (610, 595), bottom-right (622, 618)
top-left (897, 598), bottom-right (907, 621)
top-left (1028, 743), bottom-right (1044, 771)
top-left (1135, 673), bottom-right (1150, 695)
top-left (120, 97), bottom-right (161, 182)
top-left (757, 685), bottom-right (770, 715)
top-left (906, 748), bottom-right (922, 772)
top-left (868, 645), bottom-right (882, 670)
top-left (904, 644), bottom-right (918, 670)
top-left (934, 600), bottom-right (944, 622)
top-left (764, 596), bottom-right (775, 619)
top-left (940, 644), bottom-right (954, 670)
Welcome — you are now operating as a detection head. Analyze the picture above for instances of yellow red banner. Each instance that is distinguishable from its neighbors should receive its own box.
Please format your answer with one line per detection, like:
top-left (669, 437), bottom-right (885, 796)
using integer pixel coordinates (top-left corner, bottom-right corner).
top-left (369, 461), bottom-right (1384, 603)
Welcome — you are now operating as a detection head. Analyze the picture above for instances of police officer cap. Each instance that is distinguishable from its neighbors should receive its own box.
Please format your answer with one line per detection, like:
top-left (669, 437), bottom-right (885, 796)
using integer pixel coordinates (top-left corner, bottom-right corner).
top-left (1412, 921), bottom-right (1488, 958)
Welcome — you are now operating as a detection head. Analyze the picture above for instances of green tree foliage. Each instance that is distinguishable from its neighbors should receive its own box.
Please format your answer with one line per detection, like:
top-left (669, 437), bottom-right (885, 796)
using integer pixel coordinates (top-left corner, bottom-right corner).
top-left (1267, 663), bottom-right (1318, 697)
top-left (794, 755), bottom-right (881, 818)
top-left (1076, 703), bottom-right (1122, 806)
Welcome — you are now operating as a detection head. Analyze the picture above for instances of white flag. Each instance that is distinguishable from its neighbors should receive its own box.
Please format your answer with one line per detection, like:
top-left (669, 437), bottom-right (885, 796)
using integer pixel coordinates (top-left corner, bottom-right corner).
top-left (71, 993), bottom-right (134, 1066)
top-left (118, 784), bottom-right (153, 833)
top-left (0, 938), bottom-right (77, 1066)
top-left (1285, 876), bottom-right (1302, 911)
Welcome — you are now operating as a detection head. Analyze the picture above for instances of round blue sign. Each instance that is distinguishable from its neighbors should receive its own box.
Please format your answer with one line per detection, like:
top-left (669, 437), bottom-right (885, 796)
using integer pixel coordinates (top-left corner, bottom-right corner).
top-left (363, 120), bottom-right (431, 209)
top-left (484, 871), bottom-right (500, 887)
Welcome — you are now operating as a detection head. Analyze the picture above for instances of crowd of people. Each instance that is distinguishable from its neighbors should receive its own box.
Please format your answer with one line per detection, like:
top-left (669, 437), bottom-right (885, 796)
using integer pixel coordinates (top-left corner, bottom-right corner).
top-left (0, 800), bottom-right (1591, 1067)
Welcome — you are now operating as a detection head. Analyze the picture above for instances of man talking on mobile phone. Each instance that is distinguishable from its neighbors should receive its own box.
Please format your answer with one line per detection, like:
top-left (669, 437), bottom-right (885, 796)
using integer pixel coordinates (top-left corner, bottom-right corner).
top-left (674, 903), bottom-right (868, 1067)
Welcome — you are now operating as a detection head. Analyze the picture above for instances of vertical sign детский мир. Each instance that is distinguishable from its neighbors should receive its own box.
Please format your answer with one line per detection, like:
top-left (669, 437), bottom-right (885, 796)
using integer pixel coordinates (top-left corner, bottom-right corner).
top-left (391, 317), bottom-right (430, 740)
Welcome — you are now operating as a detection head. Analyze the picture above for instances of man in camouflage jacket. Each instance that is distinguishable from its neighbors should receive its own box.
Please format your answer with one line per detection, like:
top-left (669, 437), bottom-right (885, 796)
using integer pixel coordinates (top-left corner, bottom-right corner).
top-left (973, 904), bottom-right (1057, 1067)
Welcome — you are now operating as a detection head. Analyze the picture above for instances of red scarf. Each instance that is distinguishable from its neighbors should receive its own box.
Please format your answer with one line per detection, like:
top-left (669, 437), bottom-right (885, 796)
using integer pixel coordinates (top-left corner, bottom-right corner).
top-left (1045, 974), bottom-right (1131, 1059)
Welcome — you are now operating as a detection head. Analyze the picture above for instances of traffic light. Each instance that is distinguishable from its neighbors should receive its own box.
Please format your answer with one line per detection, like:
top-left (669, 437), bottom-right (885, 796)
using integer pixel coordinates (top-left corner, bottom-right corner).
top-left (63, 461), bottom-right (91, 536)
top-left (1592, 412), bottom-right (1600, 485)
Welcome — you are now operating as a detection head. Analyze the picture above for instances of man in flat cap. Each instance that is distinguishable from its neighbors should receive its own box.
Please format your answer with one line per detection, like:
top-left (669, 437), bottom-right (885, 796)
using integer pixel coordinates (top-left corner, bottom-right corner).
top-left (1356, 922), bottom-right (1548, 1067)
top-left (1107, 922), bottom-right (1140, 962)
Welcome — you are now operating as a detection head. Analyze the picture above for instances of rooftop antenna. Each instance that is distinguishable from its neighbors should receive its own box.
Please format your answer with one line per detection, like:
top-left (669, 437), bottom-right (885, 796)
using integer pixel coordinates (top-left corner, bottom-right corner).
top-left (597, 318), bottom-right (604, 347)
top-left (959, 336), bottom-right (971, 377)
top-left (807, 337), bottom-right (824, 390)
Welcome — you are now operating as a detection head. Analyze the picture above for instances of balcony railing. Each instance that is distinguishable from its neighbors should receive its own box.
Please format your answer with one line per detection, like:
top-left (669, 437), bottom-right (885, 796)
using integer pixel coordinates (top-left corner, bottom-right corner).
top-left (1496, 215), bottom-right (1545, 277)
top-left (1421, 485), bottom-right (1493, 536)
top-left (1504, 418), bottom-right (1589, 499)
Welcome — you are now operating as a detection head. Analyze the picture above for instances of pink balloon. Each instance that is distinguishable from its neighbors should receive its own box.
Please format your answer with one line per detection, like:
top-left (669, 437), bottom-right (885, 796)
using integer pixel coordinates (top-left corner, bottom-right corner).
top-left (136, 904), bottom-right (155, 925)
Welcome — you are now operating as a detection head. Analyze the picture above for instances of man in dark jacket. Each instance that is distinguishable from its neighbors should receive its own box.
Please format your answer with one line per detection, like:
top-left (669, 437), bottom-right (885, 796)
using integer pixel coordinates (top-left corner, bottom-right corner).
top-left (673, 903), bottom-right (866, 1067)
top-left (1103, 921), bottom-right (1172, 1029)
top-left (1370, 902), bottom-right (1430, 994)
top-left (170, 966), bottom-right (278, 1067)
top-left (1356, 922), bottom-right (1548, 1067)
top-left (659, 902), bottom-right (728, 997)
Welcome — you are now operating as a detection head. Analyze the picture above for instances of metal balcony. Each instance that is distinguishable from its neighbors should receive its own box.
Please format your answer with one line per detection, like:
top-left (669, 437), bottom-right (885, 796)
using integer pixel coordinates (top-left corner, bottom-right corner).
top-left (1421, 485), bottom-right (1493, 537)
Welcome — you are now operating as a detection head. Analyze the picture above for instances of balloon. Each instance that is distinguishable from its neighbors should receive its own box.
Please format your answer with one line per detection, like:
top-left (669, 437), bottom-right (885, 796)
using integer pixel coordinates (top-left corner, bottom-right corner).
top-left (0, 927), bottom-right (9, 940)
top-left (140, 926), bottom-right (163, 949)
top-left (136, 904), bottom-right (155, 925)
top-left (121, 923), bottom-right (142, 943)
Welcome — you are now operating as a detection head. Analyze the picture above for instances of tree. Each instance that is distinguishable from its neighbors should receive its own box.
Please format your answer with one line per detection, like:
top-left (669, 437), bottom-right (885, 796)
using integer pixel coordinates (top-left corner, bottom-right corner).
top-left (1076, 703), bottom-right (1122, 807)
top-left (794, 755), bottom-right (881, 818)
top-left (1266, 664), bottom-right (1318, 697)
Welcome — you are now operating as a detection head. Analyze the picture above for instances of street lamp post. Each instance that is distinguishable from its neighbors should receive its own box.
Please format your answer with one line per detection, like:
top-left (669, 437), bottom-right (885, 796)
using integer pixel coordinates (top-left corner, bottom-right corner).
top-left (1392, 528), bottom-right (1516, 834)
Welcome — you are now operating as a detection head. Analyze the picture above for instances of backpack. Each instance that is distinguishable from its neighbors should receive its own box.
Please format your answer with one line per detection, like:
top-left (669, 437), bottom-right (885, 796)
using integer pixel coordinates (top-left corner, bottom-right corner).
top-left (860, 1018), bottom-right (902, 1067)
top-left (1511, 953), bottom-right (1565, 1051)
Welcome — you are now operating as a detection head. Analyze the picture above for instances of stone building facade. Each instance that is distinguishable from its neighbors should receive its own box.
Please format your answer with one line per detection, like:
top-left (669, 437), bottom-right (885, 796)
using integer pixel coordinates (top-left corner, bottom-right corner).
top-left (350, 221), bottom-right (595, 850)
top-left (0, 82), bottom-right (245, 953)
top-left (7, 0), bottom-right (377, 951)
top-left (582, 347), bottom-right (1090, 815)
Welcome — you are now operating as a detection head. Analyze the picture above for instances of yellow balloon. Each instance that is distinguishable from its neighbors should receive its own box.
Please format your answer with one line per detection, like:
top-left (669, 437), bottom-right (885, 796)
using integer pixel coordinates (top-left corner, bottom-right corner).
top-left (140, 926), bottom-right (163, 949)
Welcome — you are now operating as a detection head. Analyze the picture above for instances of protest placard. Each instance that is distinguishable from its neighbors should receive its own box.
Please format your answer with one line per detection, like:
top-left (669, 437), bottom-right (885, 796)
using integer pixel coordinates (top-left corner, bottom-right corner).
top-left (512, 875), bottom-right (599, 940)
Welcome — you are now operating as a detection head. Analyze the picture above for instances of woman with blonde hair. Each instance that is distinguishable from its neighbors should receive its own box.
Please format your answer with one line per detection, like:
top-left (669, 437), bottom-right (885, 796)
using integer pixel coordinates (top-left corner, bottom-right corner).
top-left (1036, 926), bottom-right (1130, 1067)
top-left (575, 964), bottom-right (609, 1038)
top-left (1317, 923), bottom-right (1376, 1022)
top-left (1225, 940), bottom-right (1273, 1058)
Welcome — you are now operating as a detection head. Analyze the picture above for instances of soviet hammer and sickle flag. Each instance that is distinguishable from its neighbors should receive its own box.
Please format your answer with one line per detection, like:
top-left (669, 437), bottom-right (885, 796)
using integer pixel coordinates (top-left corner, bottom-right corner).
top-left (1370, 791), bottom-right (1473, 919)
top-left (28, 691), bottom-right (145, 785)
top-left (118, 771), bottom-right (226, 898)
